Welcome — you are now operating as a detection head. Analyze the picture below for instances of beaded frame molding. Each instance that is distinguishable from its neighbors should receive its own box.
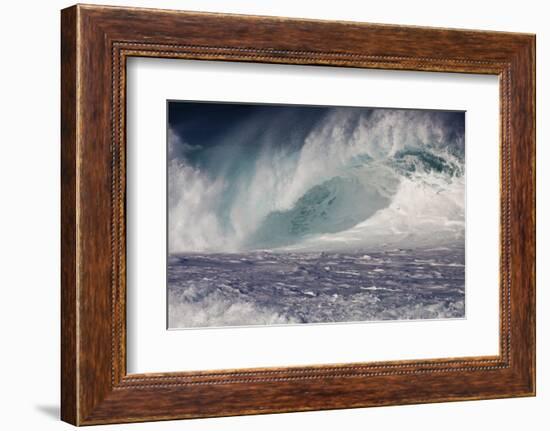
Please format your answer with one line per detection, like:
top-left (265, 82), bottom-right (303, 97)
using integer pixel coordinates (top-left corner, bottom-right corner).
top-left (61, 4), bottom-right (535, 426)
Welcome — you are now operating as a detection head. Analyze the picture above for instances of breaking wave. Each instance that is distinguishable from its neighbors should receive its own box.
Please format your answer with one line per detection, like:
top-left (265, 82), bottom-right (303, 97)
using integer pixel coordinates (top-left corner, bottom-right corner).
top-left (168, 107), bottom-right (464, 253)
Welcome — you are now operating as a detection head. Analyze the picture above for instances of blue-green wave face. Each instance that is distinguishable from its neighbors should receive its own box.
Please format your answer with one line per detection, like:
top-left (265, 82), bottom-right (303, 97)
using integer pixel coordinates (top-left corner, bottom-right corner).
top-left (248, 174), bottom-right (393, 248)
top-left (168, 103), bottom-right (465, 253)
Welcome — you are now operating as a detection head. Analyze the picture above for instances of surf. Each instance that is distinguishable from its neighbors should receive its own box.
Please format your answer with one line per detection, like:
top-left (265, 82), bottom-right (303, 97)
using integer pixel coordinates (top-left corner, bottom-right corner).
top-left (168, 107), bottom-right (465, 253)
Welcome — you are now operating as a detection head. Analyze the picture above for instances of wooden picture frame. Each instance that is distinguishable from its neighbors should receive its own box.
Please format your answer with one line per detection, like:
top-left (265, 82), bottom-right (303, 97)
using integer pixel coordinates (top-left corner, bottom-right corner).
top-left (61, 4), bottom-right (535, 425)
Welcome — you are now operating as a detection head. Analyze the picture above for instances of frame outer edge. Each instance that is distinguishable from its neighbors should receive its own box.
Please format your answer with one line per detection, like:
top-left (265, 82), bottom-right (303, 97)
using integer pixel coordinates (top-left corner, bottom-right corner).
top-left (507, 35), bottom-right (536, 395)
top-left (531, 34), bottom-right (536, 396)
top-left (61, 4), bottom-right (79, 426)
top-left (524, 34), bottom-right (536, 395)
top-left (526, 35), bottom-right (536, 396)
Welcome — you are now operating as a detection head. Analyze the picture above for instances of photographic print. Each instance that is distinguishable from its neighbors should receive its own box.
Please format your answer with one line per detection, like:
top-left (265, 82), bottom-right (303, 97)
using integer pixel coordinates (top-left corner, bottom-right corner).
top-left (167, 101), bottom-right (465, 329)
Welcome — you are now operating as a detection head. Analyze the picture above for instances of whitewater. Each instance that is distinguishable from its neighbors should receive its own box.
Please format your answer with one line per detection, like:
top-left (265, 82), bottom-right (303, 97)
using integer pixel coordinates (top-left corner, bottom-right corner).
top-left (167, 105), bottom-right (465, 328)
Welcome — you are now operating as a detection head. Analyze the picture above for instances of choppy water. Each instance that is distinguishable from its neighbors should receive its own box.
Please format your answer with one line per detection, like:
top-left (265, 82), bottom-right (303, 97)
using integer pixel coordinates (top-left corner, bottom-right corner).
top-left (168, 246), bottom-right (465, 329)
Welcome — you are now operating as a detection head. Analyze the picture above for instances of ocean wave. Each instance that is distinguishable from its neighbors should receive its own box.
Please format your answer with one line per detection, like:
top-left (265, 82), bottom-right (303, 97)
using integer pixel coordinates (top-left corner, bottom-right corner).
top-left (168, 107), bottom-right (464, 253)
top-left (167, 249), bottom-right (465, 328)
top-left (168, 282), bottom-right (298, 328)
top-left (168, 289), bottom-right (464, 328)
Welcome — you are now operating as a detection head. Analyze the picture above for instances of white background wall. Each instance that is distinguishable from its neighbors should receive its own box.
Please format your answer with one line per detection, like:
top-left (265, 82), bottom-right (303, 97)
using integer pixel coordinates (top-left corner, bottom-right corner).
top-left (0, 0), bottom-right (546, 429)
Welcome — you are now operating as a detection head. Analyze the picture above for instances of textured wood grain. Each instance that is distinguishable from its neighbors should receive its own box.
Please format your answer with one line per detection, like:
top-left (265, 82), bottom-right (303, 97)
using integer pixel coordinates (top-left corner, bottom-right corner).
top-left (60, 6), bottom-right (78, 425)
top-left (61, 4), bottom-right (535, 425)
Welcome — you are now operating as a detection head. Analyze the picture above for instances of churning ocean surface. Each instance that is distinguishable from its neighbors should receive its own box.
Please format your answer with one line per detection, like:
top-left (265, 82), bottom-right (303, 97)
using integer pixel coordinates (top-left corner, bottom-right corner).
top-left (167, 103), bottom-right (466, 329)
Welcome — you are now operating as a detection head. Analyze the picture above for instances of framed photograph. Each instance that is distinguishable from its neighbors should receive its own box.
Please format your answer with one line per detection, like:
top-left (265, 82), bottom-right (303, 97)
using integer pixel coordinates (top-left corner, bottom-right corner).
top-left (164, 101), bottom-right (467, 330)
top-left (61, 4), bottom-right (535, 425)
